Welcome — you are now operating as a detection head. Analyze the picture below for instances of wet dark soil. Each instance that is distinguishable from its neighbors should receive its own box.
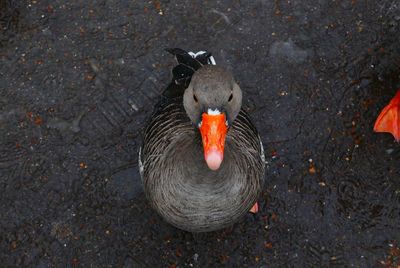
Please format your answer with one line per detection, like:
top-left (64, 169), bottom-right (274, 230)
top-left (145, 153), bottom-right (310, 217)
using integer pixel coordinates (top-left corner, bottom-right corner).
top-left (1, 1), bottom-right (399, 267)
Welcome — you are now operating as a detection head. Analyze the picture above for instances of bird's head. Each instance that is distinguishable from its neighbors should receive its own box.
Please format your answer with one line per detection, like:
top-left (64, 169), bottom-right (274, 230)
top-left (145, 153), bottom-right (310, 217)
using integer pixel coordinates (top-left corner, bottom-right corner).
top-left (183, 65), bottom-right (242, 170)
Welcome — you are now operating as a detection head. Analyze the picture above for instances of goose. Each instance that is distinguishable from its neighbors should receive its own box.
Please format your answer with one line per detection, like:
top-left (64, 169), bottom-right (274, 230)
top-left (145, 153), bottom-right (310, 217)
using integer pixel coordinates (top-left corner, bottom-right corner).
top-left (139, 48), bottom-right (265, 232)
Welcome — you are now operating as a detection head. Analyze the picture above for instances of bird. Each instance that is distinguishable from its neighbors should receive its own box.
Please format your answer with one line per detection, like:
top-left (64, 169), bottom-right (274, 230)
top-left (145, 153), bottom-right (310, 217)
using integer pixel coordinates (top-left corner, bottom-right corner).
top-left (374, 89), bottom-right (400, 142)
top-left (139, 48), bottom-right (265, 232)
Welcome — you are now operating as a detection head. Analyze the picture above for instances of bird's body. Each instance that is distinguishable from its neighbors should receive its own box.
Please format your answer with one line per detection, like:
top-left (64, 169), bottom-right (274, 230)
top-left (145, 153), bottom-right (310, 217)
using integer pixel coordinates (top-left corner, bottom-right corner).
top-left (139, 49), bottom-right (265, 232)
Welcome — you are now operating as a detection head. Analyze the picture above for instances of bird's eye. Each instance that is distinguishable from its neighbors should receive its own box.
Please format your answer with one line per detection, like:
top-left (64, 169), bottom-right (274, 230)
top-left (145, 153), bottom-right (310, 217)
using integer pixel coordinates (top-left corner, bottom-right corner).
top-left (228, 93), bottom-right (233, 102)
top-left (193, 94), bottom-right (198, 102)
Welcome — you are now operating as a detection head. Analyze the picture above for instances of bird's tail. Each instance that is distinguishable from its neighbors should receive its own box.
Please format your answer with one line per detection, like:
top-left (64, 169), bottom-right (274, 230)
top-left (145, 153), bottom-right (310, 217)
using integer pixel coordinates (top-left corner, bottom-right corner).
top-left (165, 48), bottom-right (216, 87)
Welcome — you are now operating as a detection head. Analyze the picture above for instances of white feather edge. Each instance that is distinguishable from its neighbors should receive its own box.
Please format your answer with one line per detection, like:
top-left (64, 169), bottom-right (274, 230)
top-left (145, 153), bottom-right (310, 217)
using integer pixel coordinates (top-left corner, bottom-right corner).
top-left (188, 51), bottom-right (206, 57)
top-left (259, 137), bottom-right (266, 164)
top-left (138, 146), bottom-right (144, 177)
top-left (188, 51), bottom-right (216, 65)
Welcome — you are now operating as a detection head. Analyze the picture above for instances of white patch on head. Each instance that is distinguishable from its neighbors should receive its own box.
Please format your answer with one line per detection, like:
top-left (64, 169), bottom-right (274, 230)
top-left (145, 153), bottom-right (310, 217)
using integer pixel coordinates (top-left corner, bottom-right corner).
top-left (188, 51), bottom-right (217, 65)
top-left (207, 108), bottom-right (221, 115)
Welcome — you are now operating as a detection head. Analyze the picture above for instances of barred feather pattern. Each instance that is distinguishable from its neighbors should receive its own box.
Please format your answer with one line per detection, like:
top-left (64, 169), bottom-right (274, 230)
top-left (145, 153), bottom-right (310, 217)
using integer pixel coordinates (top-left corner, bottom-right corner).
top-left (140, 98), bottom-right (265, 232)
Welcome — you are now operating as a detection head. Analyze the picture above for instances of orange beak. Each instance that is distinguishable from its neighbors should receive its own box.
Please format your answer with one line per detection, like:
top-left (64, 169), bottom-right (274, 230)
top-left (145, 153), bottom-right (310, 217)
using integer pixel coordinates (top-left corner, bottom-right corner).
top-left (199, 113), bottom-right (228, 170)
top-left (374, 90), bottom-right (400, 142)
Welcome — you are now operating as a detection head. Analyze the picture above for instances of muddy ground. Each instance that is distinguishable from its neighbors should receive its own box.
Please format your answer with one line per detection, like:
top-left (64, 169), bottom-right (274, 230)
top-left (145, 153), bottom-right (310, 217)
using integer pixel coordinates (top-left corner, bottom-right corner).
top-left (1, 0), bottom-right (399, 267)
